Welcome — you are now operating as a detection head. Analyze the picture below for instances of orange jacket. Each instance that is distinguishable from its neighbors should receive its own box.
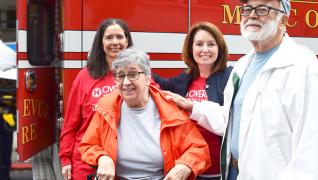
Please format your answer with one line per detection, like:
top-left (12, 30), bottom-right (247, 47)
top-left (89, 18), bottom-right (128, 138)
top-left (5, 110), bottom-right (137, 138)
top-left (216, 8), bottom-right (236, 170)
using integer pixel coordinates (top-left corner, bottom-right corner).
top-left (80, 85), bottom-right (211, 179)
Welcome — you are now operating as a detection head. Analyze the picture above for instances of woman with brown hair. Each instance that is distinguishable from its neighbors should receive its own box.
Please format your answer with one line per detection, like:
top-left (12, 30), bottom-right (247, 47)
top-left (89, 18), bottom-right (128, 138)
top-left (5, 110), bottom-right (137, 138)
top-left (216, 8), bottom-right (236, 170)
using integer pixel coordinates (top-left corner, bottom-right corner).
top-left (153, 21), bottom-right (232, 180)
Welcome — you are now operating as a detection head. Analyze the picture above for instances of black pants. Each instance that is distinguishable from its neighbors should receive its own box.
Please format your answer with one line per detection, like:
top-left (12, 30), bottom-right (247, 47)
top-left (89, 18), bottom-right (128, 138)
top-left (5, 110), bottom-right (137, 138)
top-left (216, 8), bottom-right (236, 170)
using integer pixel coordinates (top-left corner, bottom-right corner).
top-left (0, 120), bottom-right (13, 180)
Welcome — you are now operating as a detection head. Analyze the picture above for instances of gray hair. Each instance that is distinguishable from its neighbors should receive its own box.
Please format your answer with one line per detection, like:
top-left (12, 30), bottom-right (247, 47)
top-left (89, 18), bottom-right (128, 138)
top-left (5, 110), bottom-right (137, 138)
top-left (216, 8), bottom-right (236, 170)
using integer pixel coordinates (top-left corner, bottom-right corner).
top-left (112, 48), bottom-right (151, 76)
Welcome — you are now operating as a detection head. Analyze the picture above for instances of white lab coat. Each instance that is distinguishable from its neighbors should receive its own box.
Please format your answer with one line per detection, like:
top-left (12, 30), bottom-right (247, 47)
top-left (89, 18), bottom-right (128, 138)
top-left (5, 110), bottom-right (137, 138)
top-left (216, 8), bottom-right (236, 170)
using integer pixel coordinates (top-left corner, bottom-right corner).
top-left (190, 34), bottom-right (318, 180)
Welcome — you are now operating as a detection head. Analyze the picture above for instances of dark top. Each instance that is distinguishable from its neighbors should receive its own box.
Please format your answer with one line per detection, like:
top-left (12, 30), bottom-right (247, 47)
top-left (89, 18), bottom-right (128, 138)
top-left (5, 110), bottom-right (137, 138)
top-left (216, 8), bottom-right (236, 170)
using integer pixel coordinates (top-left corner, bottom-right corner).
top-left (153, 66), bottom-right (233, 106)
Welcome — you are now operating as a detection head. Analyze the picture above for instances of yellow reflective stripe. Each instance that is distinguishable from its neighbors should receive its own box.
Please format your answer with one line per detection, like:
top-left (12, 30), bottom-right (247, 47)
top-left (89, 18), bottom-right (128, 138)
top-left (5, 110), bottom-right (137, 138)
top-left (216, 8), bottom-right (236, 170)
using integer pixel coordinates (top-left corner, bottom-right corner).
top-left (3, 113), bottom-right (15, 127)
top-left (3, 95), bottom-right (13, 99)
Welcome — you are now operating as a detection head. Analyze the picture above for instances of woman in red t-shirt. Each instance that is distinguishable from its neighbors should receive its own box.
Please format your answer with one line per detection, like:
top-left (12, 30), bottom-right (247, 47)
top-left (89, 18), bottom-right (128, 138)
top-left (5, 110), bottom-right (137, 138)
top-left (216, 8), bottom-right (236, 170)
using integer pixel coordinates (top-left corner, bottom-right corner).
top-left (59, 18), bottom-right (133, 180)
top-left (153, 22), bottom-right (232, 180)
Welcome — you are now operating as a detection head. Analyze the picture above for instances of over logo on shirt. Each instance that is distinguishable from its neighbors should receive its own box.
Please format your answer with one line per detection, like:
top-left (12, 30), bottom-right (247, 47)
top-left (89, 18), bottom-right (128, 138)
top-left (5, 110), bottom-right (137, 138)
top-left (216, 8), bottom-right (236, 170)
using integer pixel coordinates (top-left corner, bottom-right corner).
top-left (92, 85), bottom-right (116, 98)
top-left (186, 89), bottom-right (207, 102)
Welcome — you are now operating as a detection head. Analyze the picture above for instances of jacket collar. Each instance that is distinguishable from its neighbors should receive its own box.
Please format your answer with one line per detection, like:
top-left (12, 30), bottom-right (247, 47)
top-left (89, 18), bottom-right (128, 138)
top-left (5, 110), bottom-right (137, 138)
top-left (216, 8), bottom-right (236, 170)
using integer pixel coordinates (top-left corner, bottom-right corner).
top-left (261, 34), bottom-right (296, 71)
top-left (149, 85), bottom-right (190, 129)
top-left (96, 85), bottom-right (189, 131)
top-left (242, 34), bottom-right (295, 73)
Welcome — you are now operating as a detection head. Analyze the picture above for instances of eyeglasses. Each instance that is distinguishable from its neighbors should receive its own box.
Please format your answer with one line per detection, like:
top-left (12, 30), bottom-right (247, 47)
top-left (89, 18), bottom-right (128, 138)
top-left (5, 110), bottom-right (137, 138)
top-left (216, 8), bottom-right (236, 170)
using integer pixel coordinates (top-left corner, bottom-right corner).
top-left (240, 5), bottom-right (286, 16)
top-left (114, 71), bottom-right (145, 82)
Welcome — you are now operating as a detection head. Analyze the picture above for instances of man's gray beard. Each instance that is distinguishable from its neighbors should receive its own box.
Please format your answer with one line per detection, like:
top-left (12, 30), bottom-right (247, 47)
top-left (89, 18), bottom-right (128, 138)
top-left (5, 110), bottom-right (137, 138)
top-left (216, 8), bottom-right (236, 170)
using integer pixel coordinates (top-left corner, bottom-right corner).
top-left (240, 13), bottom-right (283, 41)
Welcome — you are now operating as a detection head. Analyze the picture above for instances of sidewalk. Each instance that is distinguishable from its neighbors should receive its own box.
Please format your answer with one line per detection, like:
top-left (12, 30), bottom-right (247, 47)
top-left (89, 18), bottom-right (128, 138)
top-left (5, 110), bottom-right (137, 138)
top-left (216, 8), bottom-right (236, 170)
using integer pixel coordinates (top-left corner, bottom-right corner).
top-left (10, 168), bottom-right (33, 180)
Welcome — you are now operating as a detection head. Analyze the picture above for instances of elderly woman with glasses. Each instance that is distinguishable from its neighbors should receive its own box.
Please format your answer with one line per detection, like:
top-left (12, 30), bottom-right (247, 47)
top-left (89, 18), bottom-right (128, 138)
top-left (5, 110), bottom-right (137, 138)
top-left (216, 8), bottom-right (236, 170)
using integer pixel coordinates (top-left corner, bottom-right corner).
top-left (79, 48), bottom-right (211, 180)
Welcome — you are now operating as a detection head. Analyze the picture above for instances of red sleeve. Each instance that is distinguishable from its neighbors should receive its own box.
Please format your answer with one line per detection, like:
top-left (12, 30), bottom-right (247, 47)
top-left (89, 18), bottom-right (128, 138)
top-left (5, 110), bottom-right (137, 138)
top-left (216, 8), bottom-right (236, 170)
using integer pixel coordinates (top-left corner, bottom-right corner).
top-left (58, 71), bottom-right (86, 166)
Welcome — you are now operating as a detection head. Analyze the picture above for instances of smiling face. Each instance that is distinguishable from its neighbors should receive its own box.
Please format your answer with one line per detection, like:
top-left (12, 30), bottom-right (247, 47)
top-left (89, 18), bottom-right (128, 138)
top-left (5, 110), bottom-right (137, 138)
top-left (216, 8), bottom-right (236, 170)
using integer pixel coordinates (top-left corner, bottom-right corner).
top-left (240, 0), bottom-right (284, 41)
top-left (115, 64), bottom-right (150, 108)
top-left (103, 24), bottom-right (128, 63)
top-left (192, 29), bottom-right (219, 71)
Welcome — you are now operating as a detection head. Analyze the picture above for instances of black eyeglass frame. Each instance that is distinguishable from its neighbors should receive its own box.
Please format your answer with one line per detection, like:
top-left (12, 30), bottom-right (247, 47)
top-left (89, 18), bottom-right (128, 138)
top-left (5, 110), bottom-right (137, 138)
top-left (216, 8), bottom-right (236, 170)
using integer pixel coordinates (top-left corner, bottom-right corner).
top-left (113, 71), bottom-right (145, 82)
top-left (240, 5), bottom-right (286, 16)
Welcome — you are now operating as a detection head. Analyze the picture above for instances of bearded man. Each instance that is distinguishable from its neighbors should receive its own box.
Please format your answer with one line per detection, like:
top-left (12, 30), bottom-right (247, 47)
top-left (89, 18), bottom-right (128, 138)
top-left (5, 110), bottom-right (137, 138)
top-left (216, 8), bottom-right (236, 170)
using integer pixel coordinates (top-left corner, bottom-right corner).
top-left (163, 0), bottom-right (318, 179)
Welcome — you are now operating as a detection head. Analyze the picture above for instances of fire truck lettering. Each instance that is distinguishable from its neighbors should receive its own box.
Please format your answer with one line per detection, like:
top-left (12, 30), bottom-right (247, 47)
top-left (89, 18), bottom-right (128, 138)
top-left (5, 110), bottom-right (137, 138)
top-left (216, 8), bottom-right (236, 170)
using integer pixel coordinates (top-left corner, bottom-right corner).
top-left (23, 99), bottom-right (50, 120)
top-left (35, 99), bottom-right (48, 120)
top-left (222, 5), bottom-right (241, 25)
top-left (287, 8), bottom-right (297, 27)
top-left (23, 99), bottom-right (31, 116)
top-left (306, 10), bottom-right (318, 28)
top-left (16, 0), bottom-right (318, 162)
top-left (22, 123), bottom-right (37, 144)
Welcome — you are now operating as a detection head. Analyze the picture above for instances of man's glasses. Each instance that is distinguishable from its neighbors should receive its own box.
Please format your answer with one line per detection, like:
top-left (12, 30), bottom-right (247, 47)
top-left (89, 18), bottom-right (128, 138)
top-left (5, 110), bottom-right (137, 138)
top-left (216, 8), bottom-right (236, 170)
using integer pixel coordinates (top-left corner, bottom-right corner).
top-left (240, 5), bottom-right (286, 16)
top-left (114, 71), bottom-right (145, 82)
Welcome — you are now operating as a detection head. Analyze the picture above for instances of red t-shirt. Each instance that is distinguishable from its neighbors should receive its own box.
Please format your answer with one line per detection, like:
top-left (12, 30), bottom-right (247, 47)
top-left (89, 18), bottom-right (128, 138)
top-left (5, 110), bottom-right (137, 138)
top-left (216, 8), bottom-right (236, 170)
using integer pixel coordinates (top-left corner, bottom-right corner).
top-left (187, 76), bottom-right (221, 177)
top-left (59, 68), bottom-right (116, 179)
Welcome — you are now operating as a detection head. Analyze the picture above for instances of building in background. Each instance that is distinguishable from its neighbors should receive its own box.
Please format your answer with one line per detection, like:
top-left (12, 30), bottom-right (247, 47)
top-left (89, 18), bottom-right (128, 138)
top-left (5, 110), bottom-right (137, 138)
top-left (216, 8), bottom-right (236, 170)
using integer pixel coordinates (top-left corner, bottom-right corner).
top-left (0, 0), bottom-right (16, 42)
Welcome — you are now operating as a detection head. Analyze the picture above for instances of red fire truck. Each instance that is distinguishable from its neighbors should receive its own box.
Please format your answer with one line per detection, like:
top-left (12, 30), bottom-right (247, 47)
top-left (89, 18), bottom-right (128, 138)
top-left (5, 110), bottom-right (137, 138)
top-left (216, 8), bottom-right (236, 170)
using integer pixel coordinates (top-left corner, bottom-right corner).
top-left (16, 0), bottom-right (318, 178)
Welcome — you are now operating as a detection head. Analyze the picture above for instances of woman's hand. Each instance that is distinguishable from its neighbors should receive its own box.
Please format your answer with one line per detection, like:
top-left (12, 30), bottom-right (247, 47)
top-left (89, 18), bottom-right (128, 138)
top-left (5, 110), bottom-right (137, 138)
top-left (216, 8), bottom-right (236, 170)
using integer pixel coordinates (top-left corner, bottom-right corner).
top-left (164, 91), bottom-right (194, 112)
top-left (61, 165), bottom-right (72, 180)
top-left (163, 164), bottom-right (192, 180)
top-left (97, 155), bottom-right (115, 180)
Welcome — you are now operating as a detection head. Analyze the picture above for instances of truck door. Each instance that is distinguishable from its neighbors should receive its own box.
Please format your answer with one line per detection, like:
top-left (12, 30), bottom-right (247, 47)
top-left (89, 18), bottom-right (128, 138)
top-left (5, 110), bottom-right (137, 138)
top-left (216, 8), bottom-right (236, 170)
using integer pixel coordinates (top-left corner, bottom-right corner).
top-left (17, 0), bottom-right (56, 161)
